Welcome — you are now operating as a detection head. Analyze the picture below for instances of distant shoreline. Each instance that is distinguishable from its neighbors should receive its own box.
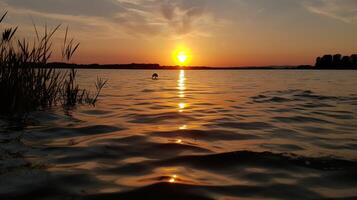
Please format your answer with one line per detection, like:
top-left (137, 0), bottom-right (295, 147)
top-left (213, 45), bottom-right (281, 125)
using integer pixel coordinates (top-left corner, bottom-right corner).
top-left (45, 63), bottom-right (357, 70)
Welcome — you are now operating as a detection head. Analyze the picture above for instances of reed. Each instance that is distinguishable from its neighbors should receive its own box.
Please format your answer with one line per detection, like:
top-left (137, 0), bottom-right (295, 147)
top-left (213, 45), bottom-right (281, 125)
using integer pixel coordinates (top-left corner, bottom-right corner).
top-left (0, 12), bottom-right (107, 115)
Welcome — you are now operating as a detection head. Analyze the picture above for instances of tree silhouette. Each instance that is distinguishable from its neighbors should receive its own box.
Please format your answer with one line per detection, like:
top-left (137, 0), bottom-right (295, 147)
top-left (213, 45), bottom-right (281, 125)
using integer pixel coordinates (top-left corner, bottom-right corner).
top-left (351, 54), bottom-right (357, 65)
top-left (315, 54), bottom-right (357, 69)
top-left (332, 54), bottom-right (341, 67)
top-left (341, 56), bottom-right (351, 68)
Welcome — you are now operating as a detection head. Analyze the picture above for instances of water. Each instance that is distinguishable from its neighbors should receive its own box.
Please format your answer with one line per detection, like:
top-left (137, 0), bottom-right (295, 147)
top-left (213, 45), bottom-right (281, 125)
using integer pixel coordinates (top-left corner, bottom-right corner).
top-left (1, 70), bottom-right (357, 199)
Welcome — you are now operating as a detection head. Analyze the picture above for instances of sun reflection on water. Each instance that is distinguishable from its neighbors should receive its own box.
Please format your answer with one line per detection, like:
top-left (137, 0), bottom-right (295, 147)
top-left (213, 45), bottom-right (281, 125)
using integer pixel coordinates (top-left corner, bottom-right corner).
top-left (169, 175), bottom-right (178, 183)
top-left (179, 125), bottom-right (187, 130)
top-left (178, 103), bottom-right (186, 109)
top-left (177, 70), bottom-right (186, 96)
top-left (177, 70), bottom-right (187, 148)
top-left (178, 70), bottom-right (187, 113)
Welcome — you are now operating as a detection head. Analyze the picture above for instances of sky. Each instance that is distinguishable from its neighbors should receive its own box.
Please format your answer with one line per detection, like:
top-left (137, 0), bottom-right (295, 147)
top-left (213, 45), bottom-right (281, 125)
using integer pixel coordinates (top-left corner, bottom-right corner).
top-left (1, 0), bottom-right (357, 66)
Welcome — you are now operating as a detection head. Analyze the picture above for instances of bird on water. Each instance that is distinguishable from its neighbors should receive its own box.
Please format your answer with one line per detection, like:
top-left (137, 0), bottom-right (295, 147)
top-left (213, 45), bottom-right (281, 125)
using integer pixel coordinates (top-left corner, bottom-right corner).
top-left (152, 73), bottom-right (159, 80)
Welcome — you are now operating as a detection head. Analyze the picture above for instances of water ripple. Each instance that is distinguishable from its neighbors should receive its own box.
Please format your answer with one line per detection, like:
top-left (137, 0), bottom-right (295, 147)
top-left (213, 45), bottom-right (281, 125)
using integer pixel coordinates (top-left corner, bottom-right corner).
top-left (1, 70), bottom-right (357, 199)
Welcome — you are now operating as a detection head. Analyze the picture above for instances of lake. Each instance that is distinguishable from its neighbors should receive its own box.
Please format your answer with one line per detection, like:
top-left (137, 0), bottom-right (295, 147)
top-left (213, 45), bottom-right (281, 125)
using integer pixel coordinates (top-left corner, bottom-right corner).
top-left (1, 70), bottom-right (357, 199)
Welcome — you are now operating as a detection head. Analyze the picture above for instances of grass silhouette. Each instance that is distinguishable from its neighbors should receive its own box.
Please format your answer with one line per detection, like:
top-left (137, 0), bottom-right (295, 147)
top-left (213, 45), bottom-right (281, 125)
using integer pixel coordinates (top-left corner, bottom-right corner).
top-left (0, 12), bottom-right (107, 116)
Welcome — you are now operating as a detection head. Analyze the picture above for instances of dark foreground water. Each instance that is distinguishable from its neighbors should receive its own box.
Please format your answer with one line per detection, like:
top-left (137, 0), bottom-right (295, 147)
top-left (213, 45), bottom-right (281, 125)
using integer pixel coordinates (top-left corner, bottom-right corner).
top-left (1, 70), bottom-right (357, 200)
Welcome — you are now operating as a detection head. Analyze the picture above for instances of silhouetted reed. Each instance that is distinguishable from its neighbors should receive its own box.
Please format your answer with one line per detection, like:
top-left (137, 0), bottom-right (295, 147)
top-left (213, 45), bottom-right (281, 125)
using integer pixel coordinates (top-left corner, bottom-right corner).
top-left (0, 12), bottom-right (107, 115)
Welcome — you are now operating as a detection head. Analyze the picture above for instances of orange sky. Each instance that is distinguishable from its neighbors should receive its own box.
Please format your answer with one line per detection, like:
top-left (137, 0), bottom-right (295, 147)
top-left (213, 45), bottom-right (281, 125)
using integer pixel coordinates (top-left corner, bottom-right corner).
top-left (1, 0), bottom-right (357, 66)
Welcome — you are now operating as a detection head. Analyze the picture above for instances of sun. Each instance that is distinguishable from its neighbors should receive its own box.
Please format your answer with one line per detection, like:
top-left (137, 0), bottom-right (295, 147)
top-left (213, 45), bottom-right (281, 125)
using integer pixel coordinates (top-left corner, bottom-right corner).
top-left (177, 52), bottom-right (187, 64)
top-left (173, 46), bottom-right (191, 66)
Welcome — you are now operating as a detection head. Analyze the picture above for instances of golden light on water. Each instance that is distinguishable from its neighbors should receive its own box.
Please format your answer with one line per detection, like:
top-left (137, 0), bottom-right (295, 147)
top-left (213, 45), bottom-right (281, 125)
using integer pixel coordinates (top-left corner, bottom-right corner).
top-left (179, 70), bottom-right (185, 79)
top-left (179, 103), bottom-right (186, 109)
top-left (178, 70), bottom-right (187, 113)
top-left (177, 71), bottom-right (187, 147)
top-left (179, 125), bottom-right (187, 130)
top-left (179, 93), bottom-right (185, 98)
top-left (177, 70), bottom-right (187, 148)
top-left (178, 84), bottom-right (185, 91)
top-left (169, 175), bottom-right (178, 183)
top-left (178, 70), bottom-right (186, 91)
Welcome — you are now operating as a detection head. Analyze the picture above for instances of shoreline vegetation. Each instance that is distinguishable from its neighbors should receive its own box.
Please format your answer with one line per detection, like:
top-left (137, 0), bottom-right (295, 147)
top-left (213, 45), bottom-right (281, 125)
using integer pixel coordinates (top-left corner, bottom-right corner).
top-left (316, 54), bottom-right (357, 69)
top-left (47, 54), bottom-right (357, 70)
top-left (46, 63), bottom-right (314, 70)
top-left (0, 12), bottom-right (106, 116)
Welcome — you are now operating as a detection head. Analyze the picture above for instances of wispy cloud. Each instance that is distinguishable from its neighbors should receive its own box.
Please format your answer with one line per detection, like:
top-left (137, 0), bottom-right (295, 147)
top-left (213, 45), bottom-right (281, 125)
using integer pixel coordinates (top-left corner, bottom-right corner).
top-left (303, 0), bottom-right (357, 24)
top-left (0, 0), bottom-right (222, 38)
top-left (160, 0), bottom-right (209, 35)
top-left (2, 0), bottom-right (126, 17)
top-left (0, 0), bottom-right (163, 38)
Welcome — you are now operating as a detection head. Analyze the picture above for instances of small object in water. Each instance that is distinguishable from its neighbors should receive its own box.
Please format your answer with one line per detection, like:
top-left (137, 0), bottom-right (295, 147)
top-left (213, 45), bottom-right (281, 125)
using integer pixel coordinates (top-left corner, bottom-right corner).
top-left (152, 73), bottom-right (159, 80)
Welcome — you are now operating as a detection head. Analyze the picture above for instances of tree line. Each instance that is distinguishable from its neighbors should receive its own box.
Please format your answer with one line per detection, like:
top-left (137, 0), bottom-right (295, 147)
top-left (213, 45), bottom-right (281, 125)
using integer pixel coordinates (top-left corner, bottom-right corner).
top-left (315, 54), bottom-right (357, 69)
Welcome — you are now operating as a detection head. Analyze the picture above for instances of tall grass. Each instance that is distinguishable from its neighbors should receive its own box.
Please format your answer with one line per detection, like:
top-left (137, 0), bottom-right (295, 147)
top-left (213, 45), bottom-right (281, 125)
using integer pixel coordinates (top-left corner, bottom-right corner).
top-left (0, 12), bottom-right (107, 116)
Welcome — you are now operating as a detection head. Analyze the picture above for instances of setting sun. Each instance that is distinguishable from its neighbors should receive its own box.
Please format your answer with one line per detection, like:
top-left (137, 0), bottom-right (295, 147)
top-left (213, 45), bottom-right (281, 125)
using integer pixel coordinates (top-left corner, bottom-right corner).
top-left (177, 52), bottom-right (187, 64)
top-left (173, 46), bottom-right (191, 66)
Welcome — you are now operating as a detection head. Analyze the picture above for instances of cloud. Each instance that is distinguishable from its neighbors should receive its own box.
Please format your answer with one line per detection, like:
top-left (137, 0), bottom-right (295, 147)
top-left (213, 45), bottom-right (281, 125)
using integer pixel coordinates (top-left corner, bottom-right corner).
top-left (0, 0), bottom-right (166, 38)
top-left (0, 0), bottom-right (221, 38)
top-left (303, 0), bottom-right (357, 24)
top-left (4, 0), bottom-right (303, 39)
top-left (160, 0), bottom-right (209, 35)
top-left (2, 0), bottom-right (125, 17)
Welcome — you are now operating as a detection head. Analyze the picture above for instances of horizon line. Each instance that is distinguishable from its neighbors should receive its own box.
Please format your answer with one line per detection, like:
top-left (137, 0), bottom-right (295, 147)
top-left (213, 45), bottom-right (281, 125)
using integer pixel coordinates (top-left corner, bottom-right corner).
top-left (49, 62), bottom-right (313, 69)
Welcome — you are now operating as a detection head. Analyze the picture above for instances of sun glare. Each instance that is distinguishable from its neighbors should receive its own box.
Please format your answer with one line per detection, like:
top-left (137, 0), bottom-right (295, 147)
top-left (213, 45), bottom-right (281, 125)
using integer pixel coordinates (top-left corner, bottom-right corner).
top-left (173, 46), bottom-right (191, 66)
top-left (178, 52), bottom-right (187, 64)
